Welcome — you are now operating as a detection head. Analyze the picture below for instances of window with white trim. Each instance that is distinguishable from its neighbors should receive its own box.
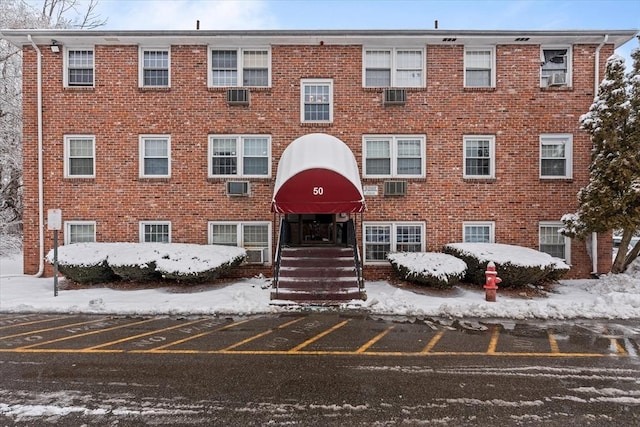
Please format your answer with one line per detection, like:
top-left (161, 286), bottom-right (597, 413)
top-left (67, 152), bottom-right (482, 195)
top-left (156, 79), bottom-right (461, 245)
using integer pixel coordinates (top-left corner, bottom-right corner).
top-left (463, 135), bottom-right (495, 178)
top-left (65, 48), bottom-right (94, 87)
top-left (540, 47), bottom-right (571, 87)
top-left (64, 221), bottom-right (96, 244)
top-left (464, 47), bottom-right (494, 88)
top-left (209, 48), bottom-right (270, 87)
top-left (363, 135), bottom-right (425, 178)
top-left (139, 48), bottom-right (170, 87)
top-left (363, 222), bottom-right (425, 263)
top-left (139, 221), bottom-right (171, 243)
top-left (539, 222), bottom-right (570, 262)
top-left (463, 221), bottom-right (495, 243)
top-left (209, 221), bottom-right (271, 263)
top-left (363, 48), bottom-right (425, 87)
top-left (64, 135), bottom-right (95, 178)
top-left (540, 134), bottom-right (572, 179)
top-left (301, 79), bottom-right (333, 123)
top-left (208, 135), bottom-right (271, 177)
top-left (139, 135), bottom-right (171, 178)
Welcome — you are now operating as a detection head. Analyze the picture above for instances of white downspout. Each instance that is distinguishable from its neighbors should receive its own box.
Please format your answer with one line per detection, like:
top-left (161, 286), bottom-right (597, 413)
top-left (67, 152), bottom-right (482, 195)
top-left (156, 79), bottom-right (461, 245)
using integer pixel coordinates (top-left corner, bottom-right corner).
top-left (27, 35), bottom-right (45, 277)
top-left (591, 34), bottom-right (608, 275)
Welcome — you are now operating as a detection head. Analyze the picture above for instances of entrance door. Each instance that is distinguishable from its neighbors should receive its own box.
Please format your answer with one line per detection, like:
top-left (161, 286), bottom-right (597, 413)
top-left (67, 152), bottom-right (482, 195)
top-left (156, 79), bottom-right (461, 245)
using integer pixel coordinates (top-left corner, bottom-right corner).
top-left (285, 214), bottom-right (336, 246)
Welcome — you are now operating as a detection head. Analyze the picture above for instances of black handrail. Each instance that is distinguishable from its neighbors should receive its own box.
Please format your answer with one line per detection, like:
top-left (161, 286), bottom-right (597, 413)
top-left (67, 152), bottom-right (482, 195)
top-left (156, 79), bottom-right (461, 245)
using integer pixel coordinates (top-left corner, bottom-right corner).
top-left (346, 218), bottom-right (365, 294)
top-left (272, 216), bottom-right (287, 294)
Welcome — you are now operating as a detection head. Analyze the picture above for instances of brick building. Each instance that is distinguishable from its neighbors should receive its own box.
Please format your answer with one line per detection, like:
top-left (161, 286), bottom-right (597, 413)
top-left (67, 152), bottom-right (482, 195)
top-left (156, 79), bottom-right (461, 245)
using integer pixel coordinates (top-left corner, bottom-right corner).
top-left (2, 29), bottom-right (637, 299)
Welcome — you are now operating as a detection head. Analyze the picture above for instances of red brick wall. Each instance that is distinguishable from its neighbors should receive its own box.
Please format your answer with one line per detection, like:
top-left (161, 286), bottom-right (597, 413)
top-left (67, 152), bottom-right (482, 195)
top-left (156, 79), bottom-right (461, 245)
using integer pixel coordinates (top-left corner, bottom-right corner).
top-left (21, 42), bottom-right (615, 279)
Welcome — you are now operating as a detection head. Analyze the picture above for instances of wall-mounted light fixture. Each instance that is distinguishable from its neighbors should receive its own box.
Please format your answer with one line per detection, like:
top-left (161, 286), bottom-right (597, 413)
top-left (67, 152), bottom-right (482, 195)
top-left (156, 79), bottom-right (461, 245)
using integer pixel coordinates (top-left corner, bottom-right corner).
top-left (50, 40), bottom-right (60, 53)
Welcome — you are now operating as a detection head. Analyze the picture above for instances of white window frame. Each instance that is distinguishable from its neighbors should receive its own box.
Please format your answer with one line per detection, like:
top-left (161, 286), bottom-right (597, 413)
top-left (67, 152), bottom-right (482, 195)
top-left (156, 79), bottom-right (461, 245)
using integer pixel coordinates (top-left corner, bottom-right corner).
top-left (362, 135), bottom-right (426, 178)
top-left (64, 134), bottom-right (95, 178)
top-left (208, 221), bottom-right (272, 264)
top-left (540, 46), bottom-right (572, 88)
top-left (362, 222), bottom-right (426, 264)
top-left (464, 46), bottom-right (495, 88)
top-left (139, 221), bottom-right (171, 243)
top-left (463, 135), bottom-right (496, 179)
top-left (64, 221), bottom-right (96, 245)
top-left (139, 135), bottom-right (171, 178)
top-left (463, 221), bottom-right (495, 243)
top-left (63, 47), bottom-right (95, 87)
top-left (539, 221), bottom-right (571, 263)
top-left (539, 134), bottom-right (573, 179)
top-left (362, 48), bottom-right (426, 88)
top-left (300, 78), bottom-right (333, 123)
top-left (139, 47), bottom-right (171, 88)
top-left (208, 47), bottom-right (271, 88)
top-left (208, 135), bottom-right (272, 178)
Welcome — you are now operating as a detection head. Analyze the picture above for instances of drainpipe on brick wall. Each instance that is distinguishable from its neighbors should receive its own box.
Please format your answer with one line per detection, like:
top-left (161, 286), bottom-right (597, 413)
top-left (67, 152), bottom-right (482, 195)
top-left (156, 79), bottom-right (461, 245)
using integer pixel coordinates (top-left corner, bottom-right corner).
top-left (27, 35), bottom-right (45, 277)
top-left (591, 34), bottom-right (608, 276)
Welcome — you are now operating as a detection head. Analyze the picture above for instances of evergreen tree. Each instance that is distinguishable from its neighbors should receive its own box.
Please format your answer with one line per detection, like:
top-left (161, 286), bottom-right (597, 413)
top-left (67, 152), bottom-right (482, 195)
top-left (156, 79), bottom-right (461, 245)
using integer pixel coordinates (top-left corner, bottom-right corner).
top-left (563, 46), bottom-right (640, 273)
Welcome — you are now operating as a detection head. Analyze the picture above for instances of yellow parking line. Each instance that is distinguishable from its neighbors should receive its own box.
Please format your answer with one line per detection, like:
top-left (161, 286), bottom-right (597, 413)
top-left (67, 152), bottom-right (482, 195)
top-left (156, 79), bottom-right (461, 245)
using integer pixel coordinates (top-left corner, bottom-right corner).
top-left (0, 316), bottom-right (69, 331)
top-left (134, 319), bottom-right (252, 352)
top-left (422, 331), bottom-right (445, 353)
top-left (548, 332), bottom-right (560, 353)
top-left (356, 325), bottom-right (395, 353)
top-left (487, 327), bottom-right (500, 354)
top-left (80, 318), bottom-right (208, 351)
top-left (221, 317), bottom-right (304, 352)
top-left (16, 318), bottom-right (157, 350)
top-left (612, 338), bottom-right (627, 355)
top-left (0, 318), bottom-right (110, 341)
top-left (287, 319), bottom-right (351, 353)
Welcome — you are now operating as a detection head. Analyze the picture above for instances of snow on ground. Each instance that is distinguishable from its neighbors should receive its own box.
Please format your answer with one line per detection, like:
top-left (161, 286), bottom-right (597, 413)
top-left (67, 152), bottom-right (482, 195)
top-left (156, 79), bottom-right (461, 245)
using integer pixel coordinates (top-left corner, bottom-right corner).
top-left (1, 247), bottom-right (640, 319)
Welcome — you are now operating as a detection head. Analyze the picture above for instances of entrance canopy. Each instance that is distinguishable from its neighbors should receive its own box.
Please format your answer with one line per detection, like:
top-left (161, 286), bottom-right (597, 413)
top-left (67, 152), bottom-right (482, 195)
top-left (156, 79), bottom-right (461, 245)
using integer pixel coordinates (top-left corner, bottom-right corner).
top-left (271, 133), bottom-right (365, 214)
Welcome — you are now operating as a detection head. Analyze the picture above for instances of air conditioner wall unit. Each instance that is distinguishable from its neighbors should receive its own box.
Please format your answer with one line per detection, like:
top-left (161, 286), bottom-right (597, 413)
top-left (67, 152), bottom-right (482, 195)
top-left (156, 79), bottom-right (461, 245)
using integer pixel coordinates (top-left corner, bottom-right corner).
top-left (226, 88), bottom-right (250, 105)
top-left (547, 72), bottom-right (567, 86)
top-left (383, 88), bottom-right (407, 105)
top-left (383, 181), bottom-right (407, 196)
top-left (245, 247), bottom-right (268, 264)
top-left (226, 181), bottom-right (250, 196)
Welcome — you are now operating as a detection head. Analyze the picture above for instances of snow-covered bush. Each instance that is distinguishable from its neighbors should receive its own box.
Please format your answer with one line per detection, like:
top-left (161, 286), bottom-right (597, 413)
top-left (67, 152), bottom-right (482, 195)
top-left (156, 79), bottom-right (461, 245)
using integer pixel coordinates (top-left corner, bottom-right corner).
top-left (46, 243), bottom-right (246, 284)
top-left (443, 243), bottom-right (570, 287)
top-left (388, 252), bottom-right (467, 288)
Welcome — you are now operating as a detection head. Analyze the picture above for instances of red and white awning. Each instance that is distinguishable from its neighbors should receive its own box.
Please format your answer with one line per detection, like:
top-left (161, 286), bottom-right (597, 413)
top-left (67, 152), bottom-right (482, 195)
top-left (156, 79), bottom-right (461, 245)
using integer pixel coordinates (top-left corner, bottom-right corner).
top-left (271, 133), bottom-right (365, 214)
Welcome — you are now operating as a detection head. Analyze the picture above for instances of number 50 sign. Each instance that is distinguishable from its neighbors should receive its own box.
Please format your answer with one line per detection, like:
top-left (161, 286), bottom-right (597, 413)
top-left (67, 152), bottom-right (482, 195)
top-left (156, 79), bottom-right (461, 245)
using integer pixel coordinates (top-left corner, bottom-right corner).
top-left (312, 187), bottom-right (324, 196)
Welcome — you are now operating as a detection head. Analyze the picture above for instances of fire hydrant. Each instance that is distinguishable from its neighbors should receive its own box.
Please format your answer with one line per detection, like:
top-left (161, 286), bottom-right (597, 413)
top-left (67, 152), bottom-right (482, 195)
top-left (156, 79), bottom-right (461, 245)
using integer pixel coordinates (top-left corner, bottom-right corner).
top-left (483, 262), bottom-right (502, 302)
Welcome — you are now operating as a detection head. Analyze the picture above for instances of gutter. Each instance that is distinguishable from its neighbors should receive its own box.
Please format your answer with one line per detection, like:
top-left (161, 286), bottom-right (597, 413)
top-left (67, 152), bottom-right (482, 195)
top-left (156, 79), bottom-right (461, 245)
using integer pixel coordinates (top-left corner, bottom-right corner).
top-left (27, 35), bottom-right (45, 277)
top-left (590, 34), bottom-right (608, 276)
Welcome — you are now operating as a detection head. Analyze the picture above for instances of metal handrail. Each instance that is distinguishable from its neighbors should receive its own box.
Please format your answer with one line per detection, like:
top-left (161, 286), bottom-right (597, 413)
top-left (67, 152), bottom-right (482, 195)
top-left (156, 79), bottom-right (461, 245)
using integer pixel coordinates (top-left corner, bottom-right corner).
top-left (272, 216), bottom-right (287, 293)
top-left (346, 219), bottom-right (365, 292)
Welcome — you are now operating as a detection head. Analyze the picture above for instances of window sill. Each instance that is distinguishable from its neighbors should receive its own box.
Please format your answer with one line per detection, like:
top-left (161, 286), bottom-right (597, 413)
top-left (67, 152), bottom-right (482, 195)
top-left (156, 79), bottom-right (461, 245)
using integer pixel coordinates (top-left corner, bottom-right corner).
top-left (362, 87), bottom-right (427, 92)
top-left (138, 86), bottom-right (171, 92)
top-left (540, 86), bottom-right (573, 92)
top-left (300, 122), bottom-right (332, 128)
top-left (64, 177), bottom-right (95, 182)
top-left (208, 86), bottom-right (271, 92)
top-left (63, 86), bottom-right (95, 91)
top-left (539, 177), bottom-right (573, 183)
top-left (463, 178), bottom-right (497, 184)
top-left (207, 177), bottom-right (270, 183)
top-left (138, 177), bottom-right (171, 183)
top-left (463, 87), bottom-right (496, 92)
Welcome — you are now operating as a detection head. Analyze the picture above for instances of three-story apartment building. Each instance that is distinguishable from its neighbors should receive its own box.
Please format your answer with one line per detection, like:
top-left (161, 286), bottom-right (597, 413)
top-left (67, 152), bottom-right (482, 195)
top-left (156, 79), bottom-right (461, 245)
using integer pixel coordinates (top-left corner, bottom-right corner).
top-left (2, 29), bottom-right (637, 288)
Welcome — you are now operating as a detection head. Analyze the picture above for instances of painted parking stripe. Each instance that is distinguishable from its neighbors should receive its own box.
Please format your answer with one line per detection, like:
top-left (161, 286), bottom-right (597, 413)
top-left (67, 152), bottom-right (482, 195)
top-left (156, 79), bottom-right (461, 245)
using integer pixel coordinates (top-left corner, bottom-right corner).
top-left (422, 331), bottom-right (445, 353)
top-left (287, 319), bottom-right (351, 353)
top-left (487, 327), bottom-right (500, 354)
top-left (0, 318), bottom-right (111, 341)
top-left (220, 317), bottom-right (305, 352)
top-left (356, 325), bottom-right (395, 353)
top-left (142, 319), bottom-right (253, 352)
top-left (548, 332), bottom-right (560, 353)
top-left (0, 316), bottom-right (69, 331)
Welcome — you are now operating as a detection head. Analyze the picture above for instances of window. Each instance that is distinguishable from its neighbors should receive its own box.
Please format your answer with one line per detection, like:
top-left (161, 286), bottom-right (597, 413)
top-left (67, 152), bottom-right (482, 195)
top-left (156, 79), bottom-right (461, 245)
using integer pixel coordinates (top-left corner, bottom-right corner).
top-left (65, 49), bottom-right (94, 87)
top-left (64, 135), bottom-right (95, 178)
top-left (463, 222), bottom-right (495, 243)
top-left (210, 48), bottom-right (270, 87)
top-left (208, 135), bottom-right (271, 178)
top-left (64, 221), bottom-right (96, 244)
top-left (464, 47), bottom-right (494, 88)
top-left (139, 135), bottom-right (171, 178)
top-left (463, 135), bottom-right (495, 178)
top-left (209, 221), bottom-right (271, 263)
top-left (541, 47), bottom-right (571, 87)
top-left (363, 135), bottom-right (425, 178)
top-left (363, 48), bottom-right (425, 87)
top-left (140, 221), bottom-right (171, 243)
top-left (363, 222), bottom-right (425, 263)
top-left (139, 48), bottom-right (170, 87)
top-left (301, 79), bottom-right (333, 123)
top-left (540, 134), bottom-right (572, 179)
top-left (539, 222), bottom-right (570, 262)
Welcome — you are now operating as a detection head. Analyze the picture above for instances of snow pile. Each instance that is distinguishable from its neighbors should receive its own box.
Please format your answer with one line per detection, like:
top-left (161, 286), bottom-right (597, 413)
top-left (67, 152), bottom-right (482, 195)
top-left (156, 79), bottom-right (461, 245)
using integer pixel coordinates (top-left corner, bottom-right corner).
top-left (444, 243), bottom-right (568, 269)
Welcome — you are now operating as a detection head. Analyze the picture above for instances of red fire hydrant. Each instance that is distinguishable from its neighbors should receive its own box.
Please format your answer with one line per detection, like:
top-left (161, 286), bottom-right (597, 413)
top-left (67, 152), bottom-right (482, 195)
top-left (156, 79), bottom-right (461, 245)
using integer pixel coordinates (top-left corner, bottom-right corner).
top-left (483, 262), bottom-right (501, 302)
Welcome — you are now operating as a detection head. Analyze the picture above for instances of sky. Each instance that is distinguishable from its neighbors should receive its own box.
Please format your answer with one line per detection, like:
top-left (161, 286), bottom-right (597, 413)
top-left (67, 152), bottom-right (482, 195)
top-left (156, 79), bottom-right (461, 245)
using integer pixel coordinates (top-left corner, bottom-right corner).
top-left (91, 0), bottom-right (639, 61)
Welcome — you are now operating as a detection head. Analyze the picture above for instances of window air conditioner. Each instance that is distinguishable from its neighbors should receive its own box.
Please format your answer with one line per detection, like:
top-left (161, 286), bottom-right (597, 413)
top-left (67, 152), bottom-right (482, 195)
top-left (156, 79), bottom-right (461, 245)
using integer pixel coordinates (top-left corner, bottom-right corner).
top-left (383, 88), bottom-right (407, 105)
top-left (245, 247), bottom-right (268, 264)
top-left (383, 181), bottom-right (407, 196)
top-left (226, 181), bottom-right (250, 196)
top-left (548, 73), bottom-right (567, 87)
top-left (226, 88), bottom-right (250, 105)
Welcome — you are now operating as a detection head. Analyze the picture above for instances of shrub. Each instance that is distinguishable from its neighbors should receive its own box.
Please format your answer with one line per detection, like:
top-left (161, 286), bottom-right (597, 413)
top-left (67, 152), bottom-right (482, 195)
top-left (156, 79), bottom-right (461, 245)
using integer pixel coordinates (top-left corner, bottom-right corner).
top-left (388, 252), bottom-right (467, 288)
top-left (443, 243), bottom-right (569, 287)
top-left (46, 243), bottom-right (118, 284)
